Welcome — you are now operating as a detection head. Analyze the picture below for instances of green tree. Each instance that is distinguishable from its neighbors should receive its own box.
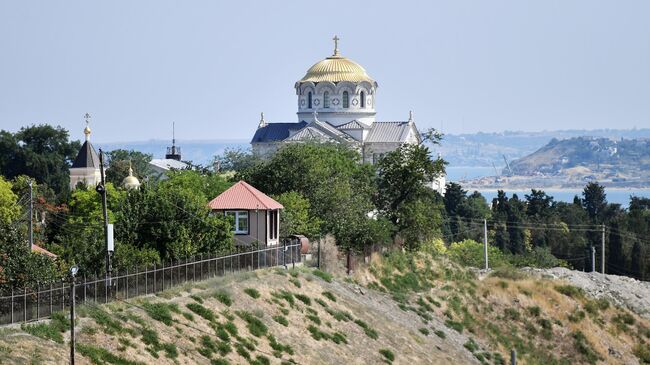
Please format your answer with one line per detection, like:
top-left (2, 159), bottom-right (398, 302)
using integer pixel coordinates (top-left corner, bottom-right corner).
top-left (273, 191), bottom-right (322, 239)
top-left (582, 182), bottom-right (607, 222)
top-left (0, 125), bottom-right (80, 199)
top-left (215, 148), bottom-right (263, 172)
top-left (238, 143), bottom-right (378, 251)
top-left (0, 176), bottom-right (21, 225)
top-left (159, 170), bottom-right (232, 202)
top-left (630, 241), bottom-right (645, 281)
top-left (105, 149), bottom-right (153, 186)
top-left (375, 143), bottom-right (446, 249)
top-left (0, 223), bottom-right (60, 289)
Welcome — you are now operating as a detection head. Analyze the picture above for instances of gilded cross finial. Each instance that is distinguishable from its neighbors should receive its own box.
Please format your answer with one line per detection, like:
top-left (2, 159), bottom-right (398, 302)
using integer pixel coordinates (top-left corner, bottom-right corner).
top-left (333, 35), bottom-right (340, 56)
top-left (409, 110), bottom-right (414, 122)
top-left (83, 112), bottom-right (92, 141)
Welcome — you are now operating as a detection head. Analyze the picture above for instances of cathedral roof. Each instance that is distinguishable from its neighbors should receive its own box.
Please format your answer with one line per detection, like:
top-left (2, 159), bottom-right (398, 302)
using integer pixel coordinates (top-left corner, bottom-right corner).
top-left (250, 121), bottom-right (308, 143)
top-left (71, 140), bottom-right (100, 169)
top-left (337, 120), bottom-right (370, 130)
top-left (298, 37), bottom-right (375, 84)
top-left (365, 121), bottom-right (417, 143)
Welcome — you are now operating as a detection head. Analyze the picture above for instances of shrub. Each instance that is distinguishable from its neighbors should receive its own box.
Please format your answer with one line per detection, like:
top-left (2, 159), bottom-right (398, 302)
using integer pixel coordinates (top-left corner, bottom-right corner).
top-left (322, 291), bottom-right (336, 302)
top-left (463, 338), bottom-right (479, 353)
top-left (244, 288), bottom-right (261, 299)
top-left (568, 309), bottom-right (586, 323)
top-left (273, 315), bottom-right (289, 327)
top-left (633, 343), bottom-right (650, 364)
top-left (379, 348), bottom-right (395, 362)
top-left (223, 321), bottom-right (238, 336)
top-left (294, 293), bottom-right (311, 306)
top-left (445, 320), bottom-right (463, 333)
top-left (77, 344), bottom-right (145, 365)
top-left (490, 266), bottom-right (526, 281)
top-left (434, 329), bottom-right (446, 339)
top-left (289, 278), bottom-right (301, 288)
top-left (21, 322), bottom-right (64, 343)
top-left (419, 328), bottom-right (430, 336)
top-left (215, 290), bottom-right (233, 306)
top-left (305, 313), bottom-right (320, 324)
top-left (573, 331), bottom-right (601, 364)
top-left (554, 285), bottom-right (585, 299)
top-left (504, 308), bottom-right (520, 321)
top-left (190, 295), bottom-right (204, 304)
top-left (162, 343), bottom-right (178, 359)
top-left (314, 298), bottom-right (328, 307)
top-left (313, 269), bottom-right (333, 283)
top-left (331, 331), bottom-right (347, 344)
top-left (142, 302), bottom-right (179, 326)
top-left (307, 325), bottom-right (329, 341)
top-left (527, 306), bottom-right (541, 317)
top-left (420, 238), bottom-right (447, 256)
top-left (271, 290), bottom-right (295, 306)
top-left (326, 308), bottom-right (352, 322)
top-left (448, 239), bottom-right (508, 268)
top-left (354, 319), bottom-right (379, 340)
top-left (236, 310), bottom-right (268, 337)
top-left (186, 303), bottom-right (216, 322)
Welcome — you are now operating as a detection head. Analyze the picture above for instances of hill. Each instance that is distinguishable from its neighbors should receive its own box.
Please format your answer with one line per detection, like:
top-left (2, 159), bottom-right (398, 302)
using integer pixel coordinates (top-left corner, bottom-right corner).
top-left (1, 254), bottom-right (649, 364)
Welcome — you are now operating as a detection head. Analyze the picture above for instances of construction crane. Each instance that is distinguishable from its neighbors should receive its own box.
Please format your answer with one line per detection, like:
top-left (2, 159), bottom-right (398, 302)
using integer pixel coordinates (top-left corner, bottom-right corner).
top-left (491, 162), bottom-right (499, 177)
top-left (503, 155), bottom-right (513, 176)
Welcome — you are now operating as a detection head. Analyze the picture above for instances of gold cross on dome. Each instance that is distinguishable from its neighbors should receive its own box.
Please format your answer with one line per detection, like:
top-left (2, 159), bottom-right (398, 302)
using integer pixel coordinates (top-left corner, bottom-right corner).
top-left (333, 35), bottom-right (340, 56)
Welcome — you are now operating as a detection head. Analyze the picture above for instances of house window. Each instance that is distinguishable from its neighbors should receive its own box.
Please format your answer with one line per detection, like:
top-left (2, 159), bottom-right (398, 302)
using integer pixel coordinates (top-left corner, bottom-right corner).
top-left (269, 210), bottom-right (278, 240)
top-left (225, 211), bottom-right (249, 234)
top-left (308, 92), bottom-right (312, 109)
top-left (323, 91), bottom-right (330, 108)
top-left (342, 91), bottom-right (349, 108)
top-left (360, 91), bottom-right (366, 108)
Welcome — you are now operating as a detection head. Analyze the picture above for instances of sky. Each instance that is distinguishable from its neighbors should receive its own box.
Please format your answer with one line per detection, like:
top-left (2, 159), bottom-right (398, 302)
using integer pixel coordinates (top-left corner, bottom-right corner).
top-left (0, 1), bottom-right (649, 142)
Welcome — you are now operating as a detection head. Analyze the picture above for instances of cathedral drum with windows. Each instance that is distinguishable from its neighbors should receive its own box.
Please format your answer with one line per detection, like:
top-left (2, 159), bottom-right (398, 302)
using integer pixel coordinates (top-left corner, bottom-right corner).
top-left (251, 36), bottom-right (445, 194)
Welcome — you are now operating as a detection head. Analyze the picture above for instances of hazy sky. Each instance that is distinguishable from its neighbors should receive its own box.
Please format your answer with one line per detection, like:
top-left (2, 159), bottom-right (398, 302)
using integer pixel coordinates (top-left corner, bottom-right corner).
top-left (1, 1), bottom-right (649, 142)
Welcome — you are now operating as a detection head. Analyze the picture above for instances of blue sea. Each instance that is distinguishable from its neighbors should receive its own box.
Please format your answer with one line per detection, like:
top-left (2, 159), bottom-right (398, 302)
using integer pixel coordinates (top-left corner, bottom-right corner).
top-left (445, 166), bottom-right (650, 207)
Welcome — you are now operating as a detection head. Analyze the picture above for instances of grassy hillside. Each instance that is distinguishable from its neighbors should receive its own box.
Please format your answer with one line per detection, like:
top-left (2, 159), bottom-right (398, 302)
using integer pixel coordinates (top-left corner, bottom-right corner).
top-left (1, 253), bottom-right (649, 364)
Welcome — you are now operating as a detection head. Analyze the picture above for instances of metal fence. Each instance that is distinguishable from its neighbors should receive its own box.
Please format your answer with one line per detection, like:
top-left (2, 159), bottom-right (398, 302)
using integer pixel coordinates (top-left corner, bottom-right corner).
top-left (0, 243), bottom-right (301, 326)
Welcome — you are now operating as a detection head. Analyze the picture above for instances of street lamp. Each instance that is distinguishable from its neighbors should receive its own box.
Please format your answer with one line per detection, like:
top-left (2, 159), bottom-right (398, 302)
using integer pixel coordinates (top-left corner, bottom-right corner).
top-left (69, 265), bottom-right (78, 365)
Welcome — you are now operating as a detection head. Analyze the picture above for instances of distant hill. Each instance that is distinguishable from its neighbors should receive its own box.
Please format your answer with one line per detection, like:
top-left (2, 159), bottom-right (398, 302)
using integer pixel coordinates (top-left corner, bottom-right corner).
top-left (508, 137), bottom-right (650, 177)
top-left (430, 128), bottom-right (650, 168)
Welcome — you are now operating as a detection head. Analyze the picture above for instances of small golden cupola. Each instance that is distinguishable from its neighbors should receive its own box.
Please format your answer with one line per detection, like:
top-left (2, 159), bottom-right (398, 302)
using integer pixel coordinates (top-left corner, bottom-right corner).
top-left (122, 161), bottom-right (141, 190)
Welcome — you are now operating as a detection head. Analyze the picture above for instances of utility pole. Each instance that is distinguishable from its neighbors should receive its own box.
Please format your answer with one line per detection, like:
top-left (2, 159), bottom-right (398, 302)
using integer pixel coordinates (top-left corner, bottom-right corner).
top-left (483, 219), bottom-right (489, 270)
top-left (601, 224), bottom-right (605, 274)
top-left (96, 149), bottom-right (111, 286)
top-left (28, 179), bottom-right (33, 249)
top-left (69, 265), bottom-right (78, 365)
top-left (591, 246), bottom-right (596, 273)
top-left (510, 349), bottom-right (517, 365)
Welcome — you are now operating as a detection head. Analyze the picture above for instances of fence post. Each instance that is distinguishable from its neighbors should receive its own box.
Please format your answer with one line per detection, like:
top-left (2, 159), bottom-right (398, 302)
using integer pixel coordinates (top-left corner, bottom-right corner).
top-left (105, 273), bottom-right (108, 304)
top-left (11, 288), bottom-right (14, 324)
top-left (36, 284), bottom-right (40, 320)
top-left (83, 275), bottom-right (87, 304)
top-left (50, 283), bottom-right (53, 314)
top-left (125, 268), bottom-right (129, 299)
top-left (136, 266), bottom-right (140, 296)
top-left (62, 282), bottom-right (65, 311)
top-left (511, 349), bottom-right (517, 365)
top-left (94, 273), bottom-right (97, 303)
top-left (24, 287), bottom-right (27, 323)
top-left (161, 261), bottom-right (165, 290)
top-left (200, 254), bottom-right (203, 280)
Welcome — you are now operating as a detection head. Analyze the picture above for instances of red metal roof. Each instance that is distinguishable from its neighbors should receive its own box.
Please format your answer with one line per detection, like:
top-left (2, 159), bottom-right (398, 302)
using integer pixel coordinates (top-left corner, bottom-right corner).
top-left (31, 244), bottom-right (57, 258)
top-left (208, 181), bottom-right (284, 210)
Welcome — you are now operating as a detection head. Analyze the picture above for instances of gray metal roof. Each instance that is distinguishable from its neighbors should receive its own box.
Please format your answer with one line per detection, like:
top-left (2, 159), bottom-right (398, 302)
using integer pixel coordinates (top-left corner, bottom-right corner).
top-left (284, 126), bottom-right (332, 141)
top-left (365, 121), bottom-right (414, 143)
top-left (71, 141), bottom-right (100, 168)
top-left (337, 120), bottom-right (370, 130)
top-left (251, 121), bottom-right (308, 143)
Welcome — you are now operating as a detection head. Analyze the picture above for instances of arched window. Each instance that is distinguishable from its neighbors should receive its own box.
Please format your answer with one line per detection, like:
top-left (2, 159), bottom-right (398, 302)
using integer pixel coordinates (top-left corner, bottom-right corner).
top-left (308, 92), bottom-right (312, 109)
top-left (360, 91), bottom-right (366, 108)
top-left (342, 91), bottom-right (349, 108)
top-left (323, 91), bottom-right (330, 108)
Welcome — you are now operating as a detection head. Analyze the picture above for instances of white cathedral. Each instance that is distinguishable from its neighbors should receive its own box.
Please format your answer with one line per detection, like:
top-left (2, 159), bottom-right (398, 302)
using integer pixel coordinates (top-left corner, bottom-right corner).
top-left (251, 36), bottom-right (445, 193)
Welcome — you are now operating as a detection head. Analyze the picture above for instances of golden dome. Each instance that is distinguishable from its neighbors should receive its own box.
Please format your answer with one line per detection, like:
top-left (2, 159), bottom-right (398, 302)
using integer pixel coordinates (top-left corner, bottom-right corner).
top-left (299, 36), bottom-right (374, 84)
top-left (299, 55), bottom-right (374, 83)
top-left (122, 162), bottom-right (141, 190)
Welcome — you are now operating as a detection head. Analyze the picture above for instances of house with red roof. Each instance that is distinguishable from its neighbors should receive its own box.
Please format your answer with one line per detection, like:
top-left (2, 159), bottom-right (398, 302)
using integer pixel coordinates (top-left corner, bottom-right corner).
top-left (208, 181), bottom-right (283, 247)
